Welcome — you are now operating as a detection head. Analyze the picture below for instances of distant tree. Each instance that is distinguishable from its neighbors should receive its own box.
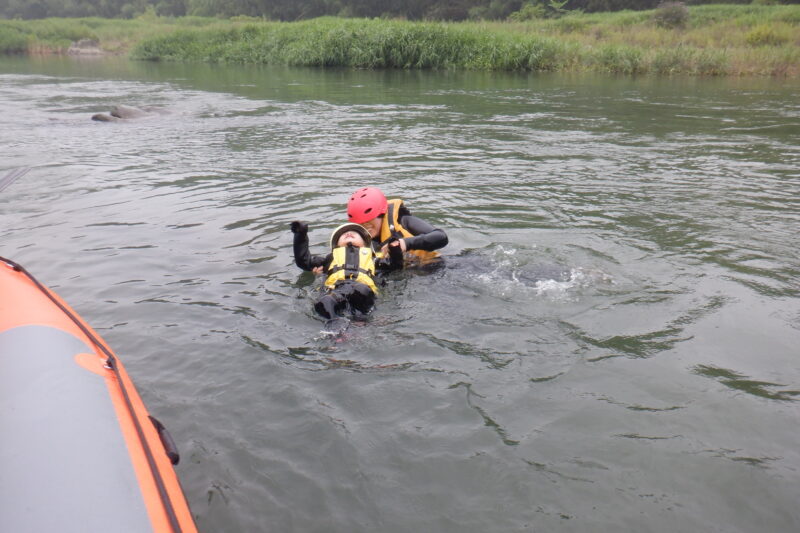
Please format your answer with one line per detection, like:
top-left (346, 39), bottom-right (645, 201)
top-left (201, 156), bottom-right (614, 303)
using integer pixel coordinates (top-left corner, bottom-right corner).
top-left (653, 1), bottom-right (689, 28)
top-left (155, 0), bottom-right (188, 16)
top-left (425, 0), bottom-right (474, 20)
top-left (119, 0), bottom-right (153, 18)
top-left (467, 0), bottom-right (515, 19)
top-left (265, 0), bottom-right (330, 20)
top-left (2, 0), bottom-right (45, 18)
top-left (186, 0), bottom-right (262, 17)
top-left (509, 0), bottom-right (571, 20)
top-left (1, 0), bottom-right (797, 20)
top-left (384, 0), bottom-right (433, 19)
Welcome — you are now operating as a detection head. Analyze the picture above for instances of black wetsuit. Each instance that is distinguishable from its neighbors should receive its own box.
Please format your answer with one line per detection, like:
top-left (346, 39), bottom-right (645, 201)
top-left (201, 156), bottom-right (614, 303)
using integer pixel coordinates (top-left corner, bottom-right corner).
top-left (293, 227), bottom-right (403, 320)
top-left (372, 204), bottom-right (448, 254)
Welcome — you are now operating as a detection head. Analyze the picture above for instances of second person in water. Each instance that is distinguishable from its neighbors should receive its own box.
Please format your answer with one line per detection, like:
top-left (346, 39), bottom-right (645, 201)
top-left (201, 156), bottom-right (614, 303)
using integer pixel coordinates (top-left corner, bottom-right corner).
top-left (291, 221), bottom-right (404, 324)
top-left (346, 187), bottom-right (448, 265)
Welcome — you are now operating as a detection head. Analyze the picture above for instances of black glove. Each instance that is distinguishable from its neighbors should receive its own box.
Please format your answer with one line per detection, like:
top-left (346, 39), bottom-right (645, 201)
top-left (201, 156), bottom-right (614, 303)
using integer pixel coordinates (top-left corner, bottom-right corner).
top-left (290, 221), bottom-right (308, 235)
top-left (388, 241), bottom-right (404, 262)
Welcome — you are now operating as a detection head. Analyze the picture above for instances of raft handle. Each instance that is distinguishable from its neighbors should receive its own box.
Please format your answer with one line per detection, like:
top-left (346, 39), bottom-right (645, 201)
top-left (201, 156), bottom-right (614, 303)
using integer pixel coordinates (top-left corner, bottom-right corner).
top-left (150, 416), bottom-right (180, 465)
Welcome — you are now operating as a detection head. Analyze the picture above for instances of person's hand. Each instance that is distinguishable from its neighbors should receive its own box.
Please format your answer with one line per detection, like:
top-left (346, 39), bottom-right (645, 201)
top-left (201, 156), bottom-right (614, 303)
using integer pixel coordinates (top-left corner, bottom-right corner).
top-left (381, 238), bottom-right (406, 256)
top-left (290, 221), bottom-right (308, 235)
top-left (312, 266), bottom-right (323, 275)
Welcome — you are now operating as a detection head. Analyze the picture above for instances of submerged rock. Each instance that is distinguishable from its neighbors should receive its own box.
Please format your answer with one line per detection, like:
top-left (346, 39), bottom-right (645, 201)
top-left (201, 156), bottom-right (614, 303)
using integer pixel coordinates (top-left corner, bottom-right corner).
top-left (91, 113), bottom-right (120, 122)
top-left (91, 104), bottom-right (170, 122)
top-left (68, 39), bottom-right (104, 56)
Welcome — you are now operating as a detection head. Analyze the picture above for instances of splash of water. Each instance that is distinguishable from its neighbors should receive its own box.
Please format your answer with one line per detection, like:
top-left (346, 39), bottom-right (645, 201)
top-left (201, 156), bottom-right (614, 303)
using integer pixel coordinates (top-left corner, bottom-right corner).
top-left (466, 244), bottom-right (613, 301)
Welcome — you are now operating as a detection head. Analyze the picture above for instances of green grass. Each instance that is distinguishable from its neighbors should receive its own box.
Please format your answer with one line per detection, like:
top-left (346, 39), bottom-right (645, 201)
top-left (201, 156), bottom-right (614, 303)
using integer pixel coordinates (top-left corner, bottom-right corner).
top-left (2, 5), bottom-right (799, 76)
top-left (132, 18), bottom-right (574, 71)
top-left (0, 15), bottom-right (225, 54)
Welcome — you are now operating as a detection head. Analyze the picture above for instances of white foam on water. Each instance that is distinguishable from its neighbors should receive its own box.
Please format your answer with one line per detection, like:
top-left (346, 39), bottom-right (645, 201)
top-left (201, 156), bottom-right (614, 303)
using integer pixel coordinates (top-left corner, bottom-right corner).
top-left (533, 267), bottom-right (613, 301)
top-left (468, 245), bottom-right (614, 302)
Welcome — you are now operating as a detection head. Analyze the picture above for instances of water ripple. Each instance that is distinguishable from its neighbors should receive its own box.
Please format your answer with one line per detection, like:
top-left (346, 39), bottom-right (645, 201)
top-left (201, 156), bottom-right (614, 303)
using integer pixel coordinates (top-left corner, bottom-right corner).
top-left (2, 60), bottom-right (800, 533)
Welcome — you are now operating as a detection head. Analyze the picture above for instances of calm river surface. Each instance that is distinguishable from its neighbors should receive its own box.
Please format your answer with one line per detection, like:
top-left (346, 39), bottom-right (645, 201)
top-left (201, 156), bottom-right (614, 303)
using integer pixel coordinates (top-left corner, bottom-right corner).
top-left (2, 56), bottom-right (799, 533)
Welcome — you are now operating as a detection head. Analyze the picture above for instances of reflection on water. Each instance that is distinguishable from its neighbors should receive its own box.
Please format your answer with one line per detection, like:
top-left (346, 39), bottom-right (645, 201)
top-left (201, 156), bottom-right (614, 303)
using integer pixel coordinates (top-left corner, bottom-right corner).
top-left (694, 365), bottom-right (800, 402)
top-left (1, 56), bottom-right (800, 533)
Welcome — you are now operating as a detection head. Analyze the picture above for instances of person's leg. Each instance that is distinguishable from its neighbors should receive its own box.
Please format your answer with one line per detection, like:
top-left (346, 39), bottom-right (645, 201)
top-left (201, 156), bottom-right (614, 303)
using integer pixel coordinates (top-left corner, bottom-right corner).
top-left (346, 282), bottom-right (376, 316)
top-left (314, 290), bottom-right (344, 319)
top-left (317, 281), bottom-right (375, 319)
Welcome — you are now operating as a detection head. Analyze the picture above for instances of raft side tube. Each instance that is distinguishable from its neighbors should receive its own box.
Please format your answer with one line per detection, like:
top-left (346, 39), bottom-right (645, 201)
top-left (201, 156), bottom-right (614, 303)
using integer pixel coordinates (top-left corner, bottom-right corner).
top-left (0, 258), bottom-right (198, 533)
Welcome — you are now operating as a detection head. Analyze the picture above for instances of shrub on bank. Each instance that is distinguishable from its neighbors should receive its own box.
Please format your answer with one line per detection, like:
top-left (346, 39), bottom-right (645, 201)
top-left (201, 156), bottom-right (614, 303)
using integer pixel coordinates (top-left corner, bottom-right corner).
top-left (0, 18), bottom-right (97, 52)
top-left (3, 5), bottom-right (800, 76)
top-left (693, 49), bottom-right (729, 75)
top-left (745, 23), bottom-right (790, 46)
top-left (651, 45), bottom-right (692, 74)
top-left (133, 18), bottom-right (573, 71)
top-left (0, 15), bottom-right (225, 54)
top-left (652, 2), bottom-right (689, 29)
top-left (0, 24), bottom-right (29, 53)
top-left (591, 44), bottom-right (644, 73)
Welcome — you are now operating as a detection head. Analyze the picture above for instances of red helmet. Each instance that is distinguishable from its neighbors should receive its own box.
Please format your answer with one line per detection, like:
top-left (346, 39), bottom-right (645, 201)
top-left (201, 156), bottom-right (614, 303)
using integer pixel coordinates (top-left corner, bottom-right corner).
top-left (347, 187), bottom-right (387, 224)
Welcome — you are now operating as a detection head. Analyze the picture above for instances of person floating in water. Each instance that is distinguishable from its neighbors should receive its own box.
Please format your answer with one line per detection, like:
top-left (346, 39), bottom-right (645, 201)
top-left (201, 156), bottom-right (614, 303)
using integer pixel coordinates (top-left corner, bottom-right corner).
top-left (291, 220), bottom-right (404, 328)
top-left (346, 187), bottom-right (448, 265)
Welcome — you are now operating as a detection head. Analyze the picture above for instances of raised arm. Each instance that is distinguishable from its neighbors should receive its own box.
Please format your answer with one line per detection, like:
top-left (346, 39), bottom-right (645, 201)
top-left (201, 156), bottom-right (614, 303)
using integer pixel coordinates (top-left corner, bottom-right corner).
top-left (290, 221), bottom-right (329, 271)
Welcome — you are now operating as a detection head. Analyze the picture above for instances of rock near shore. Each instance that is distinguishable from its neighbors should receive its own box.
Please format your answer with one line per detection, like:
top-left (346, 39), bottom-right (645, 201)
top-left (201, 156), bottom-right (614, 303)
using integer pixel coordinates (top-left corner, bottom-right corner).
top-left (68, 39), bottom-right (105, 56)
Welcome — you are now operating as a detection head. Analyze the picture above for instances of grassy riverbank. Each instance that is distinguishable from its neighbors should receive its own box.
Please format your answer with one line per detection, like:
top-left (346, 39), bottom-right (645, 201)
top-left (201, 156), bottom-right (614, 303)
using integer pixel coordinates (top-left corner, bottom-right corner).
top-left (0, 15), bottom-right (222, 55)
top-left (2, 5), bottom-right (799, 76)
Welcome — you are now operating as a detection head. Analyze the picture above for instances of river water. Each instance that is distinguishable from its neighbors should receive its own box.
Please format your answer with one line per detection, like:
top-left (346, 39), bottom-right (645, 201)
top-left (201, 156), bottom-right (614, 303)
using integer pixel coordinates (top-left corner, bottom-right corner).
top-left (2, 56), bottom-right (799, 532)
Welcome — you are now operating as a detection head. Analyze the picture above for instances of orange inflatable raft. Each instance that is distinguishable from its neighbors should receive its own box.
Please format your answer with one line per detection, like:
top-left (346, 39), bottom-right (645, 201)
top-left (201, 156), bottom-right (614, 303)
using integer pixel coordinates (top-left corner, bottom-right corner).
top-left (0, 257), bottom-right (198, 533)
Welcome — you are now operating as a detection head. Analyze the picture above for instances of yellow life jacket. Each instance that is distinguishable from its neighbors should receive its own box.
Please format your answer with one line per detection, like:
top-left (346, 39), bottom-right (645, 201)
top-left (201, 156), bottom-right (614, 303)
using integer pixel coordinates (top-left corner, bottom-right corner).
top-left (379, 199), bottom-right (440, 264)
top-left (325, 245), bottom-right (378, 293)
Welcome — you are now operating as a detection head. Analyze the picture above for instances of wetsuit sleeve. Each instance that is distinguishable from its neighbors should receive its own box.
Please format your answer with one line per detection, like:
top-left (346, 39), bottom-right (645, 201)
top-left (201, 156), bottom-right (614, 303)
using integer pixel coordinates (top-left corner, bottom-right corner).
top-left (293, 229), bottom-right (328, 271)
top-left (398, 209), bottom-right (448, 252)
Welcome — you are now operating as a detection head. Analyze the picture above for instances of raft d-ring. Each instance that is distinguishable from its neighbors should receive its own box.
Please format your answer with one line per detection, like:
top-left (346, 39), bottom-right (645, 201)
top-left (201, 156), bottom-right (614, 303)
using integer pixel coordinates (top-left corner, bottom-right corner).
top-left (75, 352), bottom-right (110, 376)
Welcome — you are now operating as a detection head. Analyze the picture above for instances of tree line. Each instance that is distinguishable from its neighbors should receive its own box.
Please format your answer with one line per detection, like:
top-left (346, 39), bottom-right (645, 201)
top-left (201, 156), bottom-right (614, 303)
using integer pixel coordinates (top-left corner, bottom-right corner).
top-left (1, 0), bottom-right (792, 21)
